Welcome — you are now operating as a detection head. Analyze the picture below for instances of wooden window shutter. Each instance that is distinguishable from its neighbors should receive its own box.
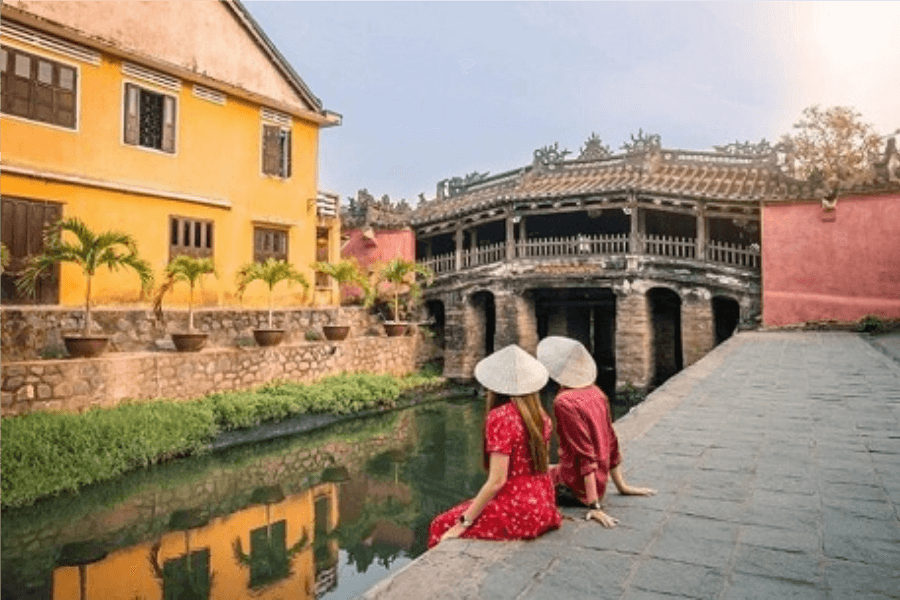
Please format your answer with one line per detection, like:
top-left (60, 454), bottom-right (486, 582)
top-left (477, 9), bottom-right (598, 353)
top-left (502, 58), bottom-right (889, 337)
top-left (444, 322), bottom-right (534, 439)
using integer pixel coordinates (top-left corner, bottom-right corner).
top-left (162, 95), bottom-right (176, 153)
top-left (32, 59), bottom-right (54, 123)
top-left (124, 83), bottom-right (139, 145)
top-left (0, 47), bottom-right (9, 114)
top-left (262, 124), bottom-right (280, 175)
top-left (55, 66), bottom-right (76, 128)
top-left (9, 51), bottom-right (32, 118)
top-left (284, 129), bottom-right (292, 177)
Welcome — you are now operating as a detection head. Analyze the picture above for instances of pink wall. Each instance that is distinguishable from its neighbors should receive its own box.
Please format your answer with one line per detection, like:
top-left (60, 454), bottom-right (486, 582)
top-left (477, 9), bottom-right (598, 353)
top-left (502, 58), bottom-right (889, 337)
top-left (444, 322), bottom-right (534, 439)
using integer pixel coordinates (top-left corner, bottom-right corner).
top-left (762, 193), bottom-right (900, 326)
top-left (341, 228), bottom-right (416, 299)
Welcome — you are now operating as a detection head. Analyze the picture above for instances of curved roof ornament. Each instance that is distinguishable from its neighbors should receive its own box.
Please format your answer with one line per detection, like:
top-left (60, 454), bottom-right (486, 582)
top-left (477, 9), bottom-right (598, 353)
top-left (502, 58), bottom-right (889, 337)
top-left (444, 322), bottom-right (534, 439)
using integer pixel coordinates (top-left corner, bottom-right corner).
top-left (621, 129), bottom-right (661, 154)
top-left (579, 133), bottom-right (612, 160)
top-left (533, 142), bottom-right (571, 167)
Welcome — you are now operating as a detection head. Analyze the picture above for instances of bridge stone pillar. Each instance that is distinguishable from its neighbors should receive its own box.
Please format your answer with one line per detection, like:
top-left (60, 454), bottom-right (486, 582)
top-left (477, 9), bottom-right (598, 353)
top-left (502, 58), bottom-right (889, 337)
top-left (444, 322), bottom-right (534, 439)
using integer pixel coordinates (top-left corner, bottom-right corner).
top-left (494, 291), bottom-right (538, 354)
top-left (615, 284), bottom-right (652, 390)
top-left (441, 292), bottom-right (481, 381)
top-left (682, 288), bottom-right (715, 367)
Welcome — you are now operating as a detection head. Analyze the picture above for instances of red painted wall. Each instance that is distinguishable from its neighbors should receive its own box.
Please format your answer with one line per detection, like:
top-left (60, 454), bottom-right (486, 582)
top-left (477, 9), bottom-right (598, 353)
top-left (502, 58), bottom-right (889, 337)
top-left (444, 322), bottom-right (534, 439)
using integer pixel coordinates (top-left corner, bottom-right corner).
top-left (762, 193), bottom-right (900, 326)
top-left (341, 228), bottom-right (416, 300)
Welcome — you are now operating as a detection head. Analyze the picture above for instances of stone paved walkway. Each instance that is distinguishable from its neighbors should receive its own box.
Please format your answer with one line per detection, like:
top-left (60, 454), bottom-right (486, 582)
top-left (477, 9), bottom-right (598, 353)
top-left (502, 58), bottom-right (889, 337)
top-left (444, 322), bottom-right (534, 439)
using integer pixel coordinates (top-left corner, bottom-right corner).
top-left (361, 331), bottom-right (900, 600)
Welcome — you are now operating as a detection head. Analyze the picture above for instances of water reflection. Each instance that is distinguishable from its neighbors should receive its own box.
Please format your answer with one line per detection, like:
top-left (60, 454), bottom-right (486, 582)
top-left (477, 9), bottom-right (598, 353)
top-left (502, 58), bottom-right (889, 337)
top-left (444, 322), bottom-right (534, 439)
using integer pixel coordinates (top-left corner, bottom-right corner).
top-left (2, 396), bottom-right (485, 600)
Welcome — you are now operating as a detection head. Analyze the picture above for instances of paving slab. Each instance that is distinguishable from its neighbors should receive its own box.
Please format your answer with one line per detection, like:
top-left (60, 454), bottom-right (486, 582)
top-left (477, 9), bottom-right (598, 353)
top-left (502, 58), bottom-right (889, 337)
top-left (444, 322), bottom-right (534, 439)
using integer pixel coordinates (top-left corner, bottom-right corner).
top-left (360, 331), bottom-right (900, 600)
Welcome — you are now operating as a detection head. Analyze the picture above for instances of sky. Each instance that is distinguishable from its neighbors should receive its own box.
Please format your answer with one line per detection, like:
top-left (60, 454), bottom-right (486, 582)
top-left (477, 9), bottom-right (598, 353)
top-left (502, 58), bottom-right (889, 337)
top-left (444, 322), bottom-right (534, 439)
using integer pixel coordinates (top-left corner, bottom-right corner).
top-left (244, 1), bottom-right (900, 205)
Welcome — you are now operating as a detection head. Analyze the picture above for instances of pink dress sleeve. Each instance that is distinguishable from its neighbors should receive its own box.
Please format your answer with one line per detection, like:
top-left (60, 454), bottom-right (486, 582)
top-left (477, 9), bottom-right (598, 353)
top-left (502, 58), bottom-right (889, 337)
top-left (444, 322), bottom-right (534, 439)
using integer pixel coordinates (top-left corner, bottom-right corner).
top-left (485, 406), bottom-right (514, 455)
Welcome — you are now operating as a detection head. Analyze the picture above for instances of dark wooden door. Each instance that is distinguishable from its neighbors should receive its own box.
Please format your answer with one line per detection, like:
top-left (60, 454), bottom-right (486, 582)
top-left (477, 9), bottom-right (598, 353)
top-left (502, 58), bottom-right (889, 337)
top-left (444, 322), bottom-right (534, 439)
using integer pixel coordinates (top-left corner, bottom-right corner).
top-left (1, 197), bottom-right (61, 304)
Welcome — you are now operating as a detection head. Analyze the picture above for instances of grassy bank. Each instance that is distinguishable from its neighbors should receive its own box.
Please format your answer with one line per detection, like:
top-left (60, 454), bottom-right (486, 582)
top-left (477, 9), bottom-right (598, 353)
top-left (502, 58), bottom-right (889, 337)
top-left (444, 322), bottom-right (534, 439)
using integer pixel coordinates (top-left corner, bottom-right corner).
top-left (1, 369), bottom-right (444, 509)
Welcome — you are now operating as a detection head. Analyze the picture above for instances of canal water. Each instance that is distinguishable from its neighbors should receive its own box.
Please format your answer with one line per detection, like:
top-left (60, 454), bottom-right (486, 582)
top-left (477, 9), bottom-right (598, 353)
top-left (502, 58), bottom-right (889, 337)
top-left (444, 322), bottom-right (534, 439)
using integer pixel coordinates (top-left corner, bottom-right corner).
top-left (1, 396), bottom-right (489, 600)
top-left (2, 392), bottom-right (637, 600)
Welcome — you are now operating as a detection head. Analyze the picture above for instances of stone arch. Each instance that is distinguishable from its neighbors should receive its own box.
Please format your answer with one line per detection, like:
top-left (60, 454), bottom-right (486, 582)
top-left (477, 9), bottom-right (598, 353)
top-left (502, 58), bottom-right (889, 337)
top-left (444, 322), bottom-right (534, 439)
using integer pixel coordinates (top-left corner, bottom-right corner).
top-left (712, 295), bottom-right (740, 345)
top-left (424, 299), bottom-right (446, 349)
top-left (470, 290), bottom-right (496, 360)
top-left (648, 287), bottom-right (683, 387)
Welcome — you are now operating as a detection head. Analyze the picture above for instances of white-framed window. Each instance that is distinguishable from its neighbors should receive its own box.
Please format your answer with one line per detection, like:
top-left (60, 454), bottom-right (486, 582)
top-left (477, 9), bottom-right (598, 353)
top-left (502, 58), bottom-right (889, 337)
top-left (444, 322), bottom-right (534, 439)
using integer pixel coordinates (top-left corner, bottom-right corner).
top-left (261, 123), bottom-right (291, 178)
top-left (170, 215), bottom-right (213, 260)
top-left (253, 226), bottom-right (289, 263)
top-left (0, 44), bottom-right (78, 129)
top-left (124, 81), bottom-right (177, 153)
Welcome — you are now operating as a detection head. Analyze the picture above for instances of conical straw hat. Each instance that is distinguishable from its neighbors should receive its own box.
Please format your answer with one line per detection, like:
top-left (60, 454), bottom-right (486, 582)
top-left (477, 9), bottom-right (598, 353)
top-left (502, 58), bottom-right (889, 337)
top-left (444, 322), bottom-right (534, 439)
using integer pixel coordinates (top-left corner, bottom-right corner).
top-left (474, 344), bottom-right (549, 396)
top-left (536, 336), bottom-right (597, 388)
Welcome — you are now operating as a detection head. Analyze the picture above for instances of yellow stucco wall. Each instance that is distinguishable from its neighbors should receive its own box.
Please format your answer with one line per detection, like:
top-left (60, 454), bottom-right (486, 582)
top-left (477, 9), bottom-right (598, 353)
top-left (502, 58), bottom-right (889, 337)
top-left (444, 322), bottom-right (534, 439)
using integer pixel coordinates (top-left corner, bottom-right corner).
top-left (1, 13), bottom-right (339, 308)
top-left (52, 483), bottom-right (339, 600)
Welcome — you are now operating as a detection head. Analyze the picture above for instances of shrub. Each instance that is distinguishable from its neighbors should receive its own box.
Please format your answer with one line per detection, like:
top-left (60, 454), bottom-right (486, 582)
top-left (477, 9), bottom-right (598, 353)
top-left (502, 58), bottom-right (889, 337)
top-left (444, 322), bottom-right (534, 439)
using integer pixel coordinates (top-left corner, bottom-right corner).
top-left (858, 315), bottom-right (884, 334)
top-left (1, 369), bottom-right (444, 508)
top-left (1, 401), bottom-right (217, 508)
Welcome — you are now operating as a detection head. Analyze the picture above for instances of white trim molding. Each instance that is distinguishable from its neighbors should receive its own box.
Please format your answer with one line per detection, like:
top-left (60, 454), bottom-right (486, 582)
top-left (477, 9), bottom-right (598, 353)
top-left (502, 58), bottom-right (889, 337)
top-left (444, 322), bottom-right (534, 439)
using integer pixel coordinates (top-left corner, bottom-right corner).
top-left (1, 162), bottom-right (231, 209)
top-left (251, 215), bottom-right (299, 228)
top-left (0, 20), bottom-right (100, 65)
top-left (122, 62), bottom-right (181, 91)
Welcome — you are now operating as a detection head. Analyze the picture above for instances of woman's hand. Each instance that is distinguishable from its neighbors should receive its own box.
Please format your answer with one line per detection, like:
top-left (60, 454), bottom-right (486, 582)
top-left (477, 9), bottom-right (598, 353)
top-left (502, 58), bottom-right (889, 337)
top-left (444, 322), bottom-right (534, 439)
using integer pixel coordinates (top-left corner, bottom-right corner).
top-left (439, 523), bottom-right (467, 543)
top-left (620, 485), bottom-right (657, 496)
top-left (586, 508), bottom-right (618, 528)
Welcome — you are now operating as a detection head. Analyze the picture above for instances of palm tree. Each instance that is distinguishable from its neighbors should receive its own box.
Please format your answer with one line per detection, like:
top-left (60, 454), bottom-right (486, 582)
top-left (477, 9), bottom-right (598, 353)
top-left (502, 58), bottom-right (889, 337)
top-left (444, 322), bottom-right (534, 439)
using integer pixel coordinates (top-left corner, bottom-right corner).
top-left (376, 258), bottom-right (433, 323)
top-left (236, 258), bottom-right (309, 329)
top-left (16, 217), bottom-right (153, 336)
top-left (310, 258), bottom-right (371, 306)
top-left (0, 242), bottom-right (10, 273)
top-left (152, 255), bottom-right (217, 331)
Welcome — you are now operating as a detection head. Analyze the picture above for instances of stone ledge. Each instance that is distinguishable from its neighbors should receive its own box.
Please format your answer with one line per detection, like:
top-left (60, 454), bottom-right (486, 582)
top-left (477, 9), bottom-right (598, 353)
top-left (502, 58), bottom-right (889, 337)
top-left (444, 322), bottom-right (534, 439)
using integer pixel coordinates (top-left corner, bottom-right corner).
top-left (1, 336), bottom-right (419, 417)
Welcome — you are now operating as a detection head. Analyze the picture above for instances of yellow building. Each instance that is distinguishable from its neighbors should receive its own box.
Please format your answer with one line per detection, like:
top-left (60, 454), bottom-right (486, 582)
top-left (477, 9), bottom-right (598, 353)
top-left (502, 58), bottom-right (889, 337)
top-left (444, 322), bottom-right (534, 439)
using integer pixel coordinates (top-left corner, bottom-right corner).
top-left (0, 0), bottom-right (341, 309)
top-left (52, 483), bottom-right (340, 600)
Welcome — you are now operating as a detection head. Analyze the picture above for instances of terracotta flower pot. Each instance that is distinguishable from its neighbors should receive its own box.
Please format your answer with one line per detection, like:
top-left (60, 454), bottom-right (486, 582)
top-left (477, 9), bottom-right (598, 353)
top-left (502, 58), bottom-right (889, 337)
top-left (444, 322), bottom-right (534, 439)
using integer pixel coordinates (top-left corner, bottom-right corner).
top-left (63, 335), bottom-right (109, 358)
top-left (171, 332), bottom-right (208, 352)
top-left (253, 329), bottom-right (285, 347)
top-left (322, 325), bottom-right (350, 341)
top-left (384, 322), bottom-right (408, 337)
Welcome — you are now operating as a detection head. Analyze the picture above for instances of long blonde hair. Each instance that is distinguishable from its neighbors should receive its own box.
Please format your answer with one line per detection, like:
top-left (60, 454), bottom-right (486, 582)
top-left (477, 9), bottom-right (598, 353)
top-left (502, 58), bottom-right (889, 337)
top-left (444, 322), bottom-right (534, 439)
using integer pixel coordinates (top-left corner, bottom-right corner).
top-left (485, 390), bottom-right (550, 473)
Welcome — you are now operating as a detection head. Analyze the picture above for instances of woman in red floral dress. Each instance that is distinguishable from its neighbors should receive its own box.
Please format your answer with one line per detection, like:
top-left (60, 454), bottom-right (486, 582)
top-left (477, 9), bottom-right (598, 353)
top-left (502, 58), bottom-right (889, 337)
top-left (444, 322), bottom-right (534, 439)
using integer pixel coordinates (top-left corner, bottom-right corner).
top-left (428, 345), bottom-right (563, 547)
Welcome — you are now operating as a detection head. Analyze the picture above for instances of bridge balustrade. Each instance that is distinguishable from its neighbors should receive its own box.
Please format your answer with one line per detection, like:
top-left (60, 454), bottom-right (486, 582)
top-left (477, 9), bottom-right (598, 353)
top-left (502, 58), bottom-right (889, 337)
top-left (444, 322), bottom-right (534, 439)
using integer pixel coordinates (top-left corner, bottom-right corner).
top-left (419, 233), bottom-right (759, 275)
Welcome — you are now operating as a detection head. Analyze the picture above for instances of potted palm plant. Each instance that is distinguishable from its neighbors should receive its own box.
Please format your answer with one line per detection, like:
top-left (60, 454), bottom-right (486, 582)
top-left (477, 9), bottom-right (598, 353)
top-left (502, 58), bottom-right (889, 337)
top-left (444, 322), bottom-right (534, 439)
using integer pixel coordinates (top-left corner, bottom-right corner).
top-left (236, 258), bottom-right (309, 347)
top-left (310, 258), bottom-right (370, 341)
top-left (17, 217), bottom-right (153, 358)
top-left (376, 258), bottom-right (433, 337)
top-left (0, 242), bottom-right (9, 273)
top-left (152, 255), bottom-right (217, 352)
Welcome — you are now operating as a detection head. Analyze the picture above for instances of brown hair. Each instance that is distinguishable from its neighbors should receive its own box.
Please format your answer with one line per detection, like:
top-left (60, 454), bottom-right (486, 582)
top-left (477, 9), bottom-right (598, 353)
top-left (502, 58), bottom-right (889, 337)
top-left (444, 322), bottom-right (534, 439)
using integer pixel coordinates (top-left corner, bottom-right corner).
top-left (484, 390), bottom-right (550, 473)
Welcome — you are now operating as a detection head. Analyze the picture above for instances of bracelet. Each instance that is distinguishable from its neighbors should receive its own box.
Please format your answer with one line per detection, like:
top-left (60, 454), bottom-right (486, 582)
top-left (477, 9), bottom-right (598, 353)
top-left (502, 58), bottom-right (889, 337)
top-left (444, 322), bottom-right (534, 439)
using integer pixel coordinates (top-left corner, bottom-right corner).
top-left (588, 501), bottom-right (602, 510)
top-left (458, 514), bottom-right (473, 528)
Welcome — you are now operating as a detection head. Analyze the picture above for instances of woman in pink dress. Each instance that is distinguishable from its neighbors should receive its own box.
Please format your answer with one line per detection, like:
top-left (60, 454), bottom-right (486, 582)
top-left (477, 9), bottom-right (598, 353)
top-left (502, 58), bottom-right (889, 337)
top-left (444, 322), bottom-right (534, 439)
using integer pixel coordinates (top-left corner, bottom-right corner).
top-left (428, 344), bottom-right (563, 547)
top-left (537, 336), bottom-right (656, 528)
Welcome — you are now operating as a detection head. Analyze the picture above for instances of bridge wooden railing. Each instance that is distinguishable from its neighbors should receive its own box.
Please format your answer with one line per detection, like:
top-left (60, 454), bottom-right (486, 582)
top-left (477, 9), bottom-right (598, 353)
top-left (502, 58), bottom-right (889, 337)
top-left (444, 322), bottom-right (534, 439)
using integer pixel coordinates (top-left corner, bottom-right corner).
top-left (419, 233), bottom-right (759, 275)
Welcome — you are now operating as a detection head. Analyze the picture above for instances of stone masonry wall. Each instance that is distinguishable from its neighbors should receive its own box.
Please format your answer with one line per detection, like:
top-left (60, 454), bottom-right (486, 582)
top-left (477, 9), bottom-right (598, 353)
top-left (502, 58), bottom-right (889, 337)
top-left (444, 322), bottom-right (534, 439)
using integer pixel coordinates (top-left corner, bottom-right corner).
top-left (615, 286), bottom-right (652, 389)
top-left (493, 290), bottom-right (519, 350)
top-left (1, 335), bottom-right (419, 416)
top-left (0, 306), bottom-right (378, 362)
top-left (682, 289), bottom-right (716, 367)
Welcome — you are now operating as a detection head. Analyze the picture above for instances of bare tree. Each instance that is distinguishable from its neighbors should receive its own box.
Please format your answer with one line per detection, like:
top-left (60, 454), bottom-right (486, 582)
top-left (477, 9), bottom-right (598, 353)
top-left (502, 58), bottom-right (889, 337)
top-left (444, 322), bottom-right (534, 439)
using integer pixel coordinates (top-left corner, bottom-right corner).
top-left (780, 105), bottom-right (881, 193)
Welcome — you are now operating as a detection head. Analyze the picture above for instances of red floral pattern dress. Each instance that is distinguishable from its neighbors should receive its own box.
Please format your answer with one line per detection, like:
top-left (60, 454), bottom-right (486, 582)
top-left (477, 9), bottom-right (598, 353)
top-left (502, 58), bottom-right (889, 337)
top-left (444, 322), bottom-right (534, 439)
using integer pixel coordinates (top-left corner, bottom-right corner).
top-left (427, 402), bottom-right (562, 547)
top-left (550, 385), bottom-right (622, 504)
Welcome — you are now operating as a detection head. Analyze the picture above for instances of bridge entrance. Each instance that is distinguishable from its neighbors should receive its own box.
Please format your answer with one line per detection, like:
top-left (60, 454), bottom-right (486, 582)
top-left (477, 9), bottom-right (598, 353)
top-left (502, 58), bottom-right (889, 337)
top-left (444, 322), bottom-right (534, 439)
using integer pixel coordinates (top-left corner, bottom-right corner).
top-left (534, 288), bottom-right (617, 400)
top-left (713, 296), bottom-right (740, 345)
top-left (649, 288), bottom-right (683, 387)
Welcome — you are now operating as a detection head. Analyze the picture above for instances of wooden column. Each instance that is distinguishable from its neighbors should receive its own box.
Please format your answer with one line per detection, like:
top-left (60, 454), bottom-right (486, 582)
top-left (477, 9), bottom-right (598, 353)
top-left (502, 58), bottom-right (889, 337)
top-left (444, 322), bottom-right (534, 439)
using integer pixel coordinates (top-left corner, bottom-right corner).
top-left (696, 204), bottom-right (706, 261)
top-left (628, 192), bottom-right (643, 254)
top-left (506, 211), bottom-right (515, 260)
top-left (454, 227), bottom-right (463, 271)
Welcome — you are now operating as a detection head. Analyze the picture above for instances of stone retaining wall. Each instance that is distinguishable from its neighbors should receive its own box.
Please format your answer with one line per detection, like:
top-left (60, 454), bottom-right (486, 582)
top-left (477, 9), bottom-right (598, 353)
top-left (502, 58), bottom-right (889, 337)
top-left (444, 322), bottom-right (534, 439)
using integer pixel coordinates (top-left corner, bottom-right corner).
top-left (1, 335), bottom-right (420, 416)
top-left (0, 305), bottom-right (379, 362)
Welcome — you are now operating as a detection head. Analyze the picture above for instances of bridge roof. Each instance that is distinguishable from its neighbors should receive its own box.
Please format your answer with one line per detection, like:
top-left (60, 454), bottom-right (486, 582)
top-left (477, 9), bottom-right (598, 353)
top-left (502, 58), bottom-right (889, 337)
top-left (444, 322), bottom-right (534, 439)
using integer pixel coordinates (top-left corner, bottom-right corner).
top-left (410, 148), bottom-right (818, 226)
